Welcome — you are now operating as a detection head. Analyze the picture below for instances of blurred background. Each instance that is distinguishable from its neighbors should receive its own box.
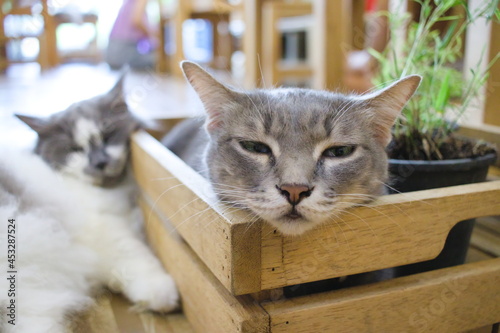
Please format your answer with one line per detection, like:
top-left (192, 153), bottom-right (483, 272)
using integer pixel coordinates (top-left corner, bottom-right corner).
top-left (1, 0), bottom-right (499, 141)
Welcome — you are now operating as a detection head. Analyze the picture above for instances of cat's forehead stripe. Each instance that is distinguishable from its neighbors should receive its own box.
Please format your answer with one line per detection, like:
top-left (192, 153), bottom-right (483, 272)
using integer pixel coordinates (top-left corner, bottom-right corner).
top-left (74, 118), bottom-right (101, 148)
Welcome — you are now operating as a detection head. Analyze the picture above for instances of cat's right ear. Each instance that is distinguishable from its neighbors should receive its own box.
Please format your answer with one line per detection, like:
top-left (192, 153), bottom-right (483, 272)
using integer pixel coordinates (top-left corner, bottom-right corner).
top-left (15, 114), bottom-right (51, 135)
top-left (181, 61), bottom-right (235, 131)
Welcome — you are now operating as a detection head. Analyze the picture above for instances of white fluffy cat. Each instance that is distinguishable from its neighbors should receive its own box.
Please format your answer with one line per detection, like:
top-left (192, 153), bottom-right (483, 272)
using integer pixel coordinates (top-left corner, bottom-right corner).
top-left (0, 77), bottom-right (178, 332)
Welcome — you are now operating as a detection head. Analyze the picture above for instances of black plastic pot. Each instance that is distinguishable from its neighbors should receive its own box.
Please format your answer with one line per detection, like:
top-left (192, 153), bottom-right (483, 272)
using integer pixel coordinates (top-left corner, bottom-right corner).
top-left (388, 152), bottom-right (497, 277)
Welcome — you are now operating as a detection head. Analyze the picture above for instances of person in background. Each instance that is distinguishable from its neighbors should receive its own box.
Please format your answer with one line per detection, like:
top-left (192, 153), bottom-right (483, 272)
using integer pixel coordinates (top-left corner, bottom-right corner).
top-left (106, 0), bottom-right (157, 70)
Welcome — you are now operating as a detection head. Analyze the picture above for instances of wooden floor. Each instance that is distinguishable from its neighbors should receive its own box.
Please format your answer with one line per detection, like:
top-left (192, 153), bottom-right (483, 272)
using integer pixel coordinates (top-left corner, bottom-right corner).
top-left (1, 63), bottom-right (499, 333)
top-left (67, 293), bottom-right (193, 333)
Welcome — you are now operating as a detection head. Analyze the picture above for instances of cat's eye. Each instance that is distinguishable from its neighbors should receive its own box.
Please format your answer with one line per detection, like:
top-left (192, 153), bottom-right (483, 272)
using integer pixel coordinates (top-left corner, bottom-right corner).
top-left (322, 145), bottom-right (356, 158)
top-left (239, 141), bottom-right (272, 155)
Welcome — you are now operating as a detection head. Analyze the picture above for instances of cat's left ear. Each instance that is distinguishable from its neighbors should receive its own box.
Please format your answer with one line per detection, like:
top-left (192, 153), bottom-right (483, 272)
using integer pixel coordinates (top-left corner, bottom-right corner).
top-left (15, 114), bottom-right (51, 135)
top-left (361, 75), bottom-right (421, 146)
top-left (181, 61), bottom-right (238, 132)
top-left (106, 73), bottom-right (128, 111)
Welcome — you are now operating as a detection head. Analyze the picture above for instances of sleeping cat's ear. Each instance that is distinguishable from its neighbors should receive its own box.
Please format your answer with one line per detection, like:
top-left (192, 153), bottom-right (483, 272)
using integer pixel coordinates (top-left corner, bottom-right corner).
top-left (15, 114), bottom-right (51, 135)
top-left (106, 73), bottom-right (128, 111)
top-left (181, 61), bottom-right (236, 131)
top-left (361, 74), bottom-right (421, 146)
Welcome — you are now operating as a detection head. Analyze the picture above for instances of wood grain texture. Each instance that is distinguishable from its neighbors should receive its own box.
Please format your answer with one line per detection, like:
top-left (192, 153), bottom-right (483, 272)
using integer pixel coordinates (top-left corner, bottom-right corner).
top-left (132, 131), bottom-right (261, 295)
top-left (140, 199), bottom-right (269, 333)
top-left (68, 295), bottom-right (120, 333)
top-left (261, 2), bottom-right (312, 87)
top-left (457, 124), bottom-right (500, 166)
top-left (312, 0), bottom-right (351, 91)
top-left (260, 181), bottom-right (500, 290)
top-left (484, 9), bottom-right (500, 126)
top-left (242, 0), bottom-right (263, 88)
top-left (69, 293), bottom-right (194, 333)
top-left (263, 258), bottom-right (500, 333)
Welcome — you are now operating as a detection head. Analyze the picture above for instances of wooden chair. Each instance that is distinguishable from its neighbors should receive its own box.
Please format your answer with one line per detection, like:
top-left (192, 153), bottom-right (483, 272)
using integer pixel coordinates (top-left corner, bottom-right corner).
top-left (258, 0), bottom-right (367, 90)
top-left (261, 1), bottom-right (312, 87)
top-left (0, 0), bottom-right (57, 71)
top-left (157, 0), bottom-right (233, 75)
top-left (131, 122), bottom-right (500, 332)
top-left (52, 11), bottom-right (100, 64)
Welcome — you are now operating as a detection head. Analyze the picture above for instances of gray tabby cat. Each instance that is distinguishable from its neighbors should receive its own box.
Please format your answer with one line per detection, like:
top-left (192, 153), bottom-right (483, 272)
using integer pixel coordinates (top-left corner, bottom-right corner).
top-left (164, 61), bottom-right (421, 236)
top-left (1, 77), bottom-right (178, 333)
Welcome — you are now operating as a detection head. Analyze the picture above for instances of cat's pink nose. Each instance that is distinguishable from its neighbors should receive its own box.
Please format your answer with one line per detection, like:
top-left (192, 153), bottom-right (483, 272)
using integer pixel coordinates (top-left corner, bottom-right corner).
top-left (278, 184), bottom-right (313, 205)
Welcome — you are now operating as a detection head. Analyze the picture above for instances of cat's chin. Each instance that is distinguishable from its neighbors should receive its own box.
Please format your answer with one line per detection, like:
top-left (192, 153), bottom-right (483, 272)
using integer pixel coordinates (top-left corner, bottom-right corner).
top-left (267, 217), bottom-right (320, 236)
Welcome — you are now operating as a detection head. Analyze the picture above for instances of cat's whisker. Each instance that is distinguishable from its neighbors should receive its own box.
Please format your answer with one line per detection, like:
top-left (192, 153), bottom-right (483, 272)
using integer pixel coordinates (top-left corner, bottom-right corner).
top-left (146, 182), bottom-right (195, 228)
top-left (327, 215), bottom-right (352, 253)
top-left (346, 201), bottom-right (408, 233)
top-left (168, 205), bottom-right (216, 234)
top-left (330, 99), bottom-right (357, 130)
top-left (336, 208), bottom-right (377, 238)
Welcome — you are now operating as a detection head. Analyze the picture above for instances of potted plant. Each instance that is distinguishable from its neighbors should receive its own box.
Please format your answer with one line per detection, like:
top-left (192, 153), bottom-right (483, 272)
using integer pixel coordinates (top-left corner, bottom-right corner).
top-left (369, 0), bottom-right (498, 276)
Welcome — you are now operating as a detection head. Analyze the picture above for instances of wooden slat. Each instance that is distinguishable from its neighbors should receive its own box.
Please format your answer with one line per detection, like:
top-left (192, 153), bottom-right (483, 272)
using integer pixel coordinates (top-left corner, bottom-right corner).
top-left (131, 131), bottom-right (261, 295)
top-left (262, 1), bottom-right (281, 88)
top-left (262, 2), bottom-right (313, 87)
top-left (465, 246), bottom-right (495, 263)
top-left (110, 295), bottom-right (150, 333)
top-left (242, 0), bottom-right (263, 88)
top-left (140, 199), bottom-right (269, 333)
top-left (471, 227), bottom-right (500, 257)
top-left (8, 7), bottom-right (33, 15)
top-left (312, 0), bottom-right (351, 91)
top-left (457, 124), bottom-right (500, 166)
top-left (465, 326), bottom-right (496, 333)
top-left (484, 9), bottom-right (500, 126)
top-left (263, 258), bottom-right (500, 333)
top-left (169, 0), bottom-right (190, 77)
top-left (476, 216), bottom-right (500, 236)
top-left (275, 62), bottom-right (313, 82)
top-left (69, 295), bottom-right (120, 333)
top-left (260, 181), bottom-right (500, 290)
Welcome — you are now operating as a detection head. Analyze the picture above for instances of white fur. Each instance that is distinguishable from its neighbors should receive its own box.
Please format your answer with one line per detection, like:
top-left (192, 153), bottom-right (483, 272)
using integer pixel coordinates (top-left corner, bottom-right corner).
top-left (0, 149), bottom-right (178, 332)
top-left (105, 144), bottom-right (128, 175)
top-left (61, 151), bottom-right (92, 183)
top-left (73, 118), bottom-right (101, 149)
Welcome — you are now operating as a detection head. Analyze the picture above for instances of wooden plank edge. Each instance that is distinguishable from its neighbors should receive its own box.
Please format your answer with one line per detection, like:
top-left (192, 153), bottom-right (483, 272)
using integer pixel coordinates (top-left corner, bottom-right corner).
top-left (132, 131), bottom-right (251, 224)
top-left (133, 132), bottom-right (263, 295)
top-left (231, 221), bottom-right (263, 295)
top-left (263, 258), bottom-right (500, 333)
top-left (139, 198), bottom-right (270, 333)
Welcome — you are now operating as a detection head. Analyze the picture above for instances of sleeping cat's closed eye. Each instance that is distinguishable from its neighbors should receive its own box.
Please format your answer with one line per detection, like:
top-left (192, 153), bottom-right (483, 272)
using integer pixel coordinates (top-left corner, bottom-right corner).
top-left (239, 141), bottom-right (272, 155)
top-left (322, 145), bottom-right (356, 158)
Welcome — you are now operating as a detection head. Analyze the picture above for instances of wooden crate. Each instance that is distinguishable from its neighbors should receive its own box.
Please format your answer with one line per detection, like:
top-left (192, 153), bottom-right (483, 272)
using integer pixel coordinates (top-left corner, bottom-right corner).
top-left (131, 129), bottom-right (500, 332)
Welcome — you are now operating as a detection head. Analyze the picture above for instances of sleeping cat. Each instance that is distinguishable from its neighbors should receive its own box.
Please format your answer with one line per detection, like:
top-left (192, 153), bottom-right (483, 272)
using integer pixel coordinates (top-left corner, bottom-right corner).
top-left (163, 61), bottom-right (421, 236)
top-left (0, 76), bottom-right (178, 332)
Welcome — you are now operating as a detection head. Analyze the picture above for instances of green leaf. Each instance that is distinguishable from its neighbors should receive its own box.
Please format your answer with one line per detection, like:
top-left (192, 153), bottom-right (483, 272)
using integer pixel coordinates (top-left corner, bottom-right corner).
top-left (441, 21), bottom-right (458, 49)
top-left (436, 15), bottom-right (462, 22)
top-left (435, 71), bottom-right (451, 112)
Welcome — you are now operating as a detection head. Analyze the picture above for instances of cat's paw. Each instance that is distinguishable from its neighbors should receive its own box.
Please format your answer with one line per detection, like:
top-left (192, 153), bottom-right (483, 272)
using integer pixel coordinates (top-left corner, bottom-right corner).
top-left (126, 273), bottom-right (180, 313)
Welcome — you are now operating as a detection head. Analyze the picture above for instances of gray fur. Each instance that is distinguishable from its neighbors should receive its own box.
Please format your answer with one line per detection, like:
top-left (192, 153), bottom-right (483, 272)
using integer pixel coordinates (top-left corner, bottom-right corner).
top-left (164, 62), bottom-right (421, 235)
top-left (16, 75), bottom-right (140, 187)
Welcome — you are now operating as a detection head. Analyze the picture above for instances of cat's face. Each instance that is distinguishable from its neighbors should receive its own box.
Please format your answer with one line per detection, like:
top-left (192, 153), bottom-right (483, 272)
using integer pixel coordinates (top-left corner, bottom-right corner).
top-left (17, 76), bottom-right (140, 187)
top-left (183, 62), bottom-right (420, 236)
